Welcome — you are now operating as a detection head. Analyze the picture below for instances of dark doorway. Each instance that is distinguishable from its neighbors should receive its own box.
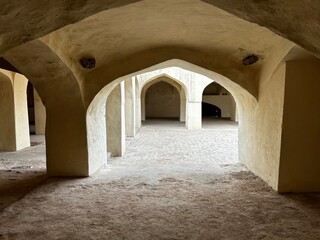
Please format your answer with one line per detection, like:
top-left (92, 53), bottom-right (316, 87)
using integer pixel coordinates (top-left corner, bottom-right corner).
top-left (27, 82), bottom-right (35, 134)
top-left (202, 102), bottom-right (221, 117)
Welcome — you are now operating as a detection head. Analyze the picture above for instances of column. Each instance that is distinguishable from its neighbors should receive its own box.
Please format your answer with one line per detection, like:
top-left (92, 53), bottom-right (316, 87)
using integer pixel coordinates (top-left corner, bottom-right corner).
top-left (34, 88), bottom-right (46, 134)
top-left (125, 78), bottom-right (136, 137)
top-left (186, 101), bottom-right (202, 130)
top-left (106, 81), bottom-right (126, 157)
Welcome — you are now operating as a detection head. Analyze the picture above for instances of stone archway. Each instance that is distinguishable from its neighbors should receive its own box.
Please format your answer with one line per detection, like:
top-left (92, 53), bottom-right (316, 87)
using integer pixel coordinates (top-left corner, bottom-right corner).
top-left (144, 81), bottom-right (180, 121)
top-left (86, 59), bottom-right (255, 176)
top-left (201, 82), bottom-right (237, 121)
top-left (140, 76), bottom-right (187, 124)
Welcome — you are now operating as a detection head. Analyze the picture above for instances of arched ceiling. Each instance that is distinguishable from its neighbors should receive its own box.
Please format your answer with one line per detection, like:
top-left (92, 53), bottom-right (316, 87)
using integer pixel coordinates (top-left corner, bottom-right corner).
top-left (1, 0), bottom-right (319, 58)
top-left (202, 0), bottom-right (320, 58)
top-left (0, 0), bottom-right (141, 54)
top-left (41, 0), bottom-right (291, 76)
top-left (1, 0), bottom-right (319, 108)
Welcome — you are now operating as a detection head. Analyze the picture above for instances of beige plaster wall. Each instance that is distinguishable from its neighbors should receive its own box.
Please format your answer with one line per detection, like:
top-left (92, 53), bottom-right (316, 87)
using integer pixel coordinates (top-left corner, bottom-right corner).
top-left (145, 81), bottom-right (180, 119)
top-left (278, 60), bottom-right (320, 192)
top-left (240, 63), bottom-right (286, 190)
top-left (34, 89), bottom-right (46, 135)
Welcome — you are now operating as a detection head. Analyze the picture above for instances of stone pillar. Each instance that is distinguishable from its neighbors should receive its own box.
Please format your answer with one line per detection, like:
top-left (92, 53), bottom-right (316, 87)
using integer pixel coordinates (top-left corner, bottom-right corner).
top-left (34, 88), bottom-right (46, 134)
top-left (0, 71), bottom-right (30, 151)
top-left (106, 82), bottom-right (125, 157)
top-left (186, 101), bottom-right (202, 130)
top-left (4, 40), bottom-right (90, 177)
top-left (14, 74), bottom-right (30, 150)
top-left (46, 104), bottom-right (88, 176)
top-left (141, 96), bottom-right (146, 121)
top-left (278, 60), bottom-right (320, 192)
top-left (135, 77), bottom-right (142, 131)
top-left (180, 93), bottom-right (186, 122)
top-left (125, 78), bottom-right (136, 137)
top-left (230, 96), bottom-right (238, 122)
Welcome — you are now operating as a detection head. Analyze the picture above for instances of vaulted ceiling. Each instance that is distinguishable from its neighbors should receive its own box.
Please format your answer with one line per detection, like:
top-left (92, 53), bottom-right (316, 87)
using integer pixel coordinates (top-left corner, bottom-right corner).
top-left (1, 0), bottom-right (319, 106)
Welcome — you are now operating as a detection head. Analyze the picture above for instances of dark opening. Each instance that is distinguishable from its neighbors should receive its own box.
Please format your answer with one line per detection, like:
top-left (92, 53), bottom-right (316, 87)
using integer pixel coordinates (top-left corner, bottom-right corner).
top-left (202, 102), bottom-right (221, 117)
top-left (27, 82), bottom-right (35, 135)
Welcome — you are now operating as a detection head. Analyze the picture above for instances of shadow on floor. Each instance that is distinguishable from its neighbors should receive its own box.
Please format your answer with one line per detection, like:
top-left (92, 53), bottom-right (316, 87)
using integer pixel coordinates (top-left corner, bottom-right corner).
top-left (284, 193), bottom-right (320, 213)
top-left (0, 169), bottom-right (47, 211)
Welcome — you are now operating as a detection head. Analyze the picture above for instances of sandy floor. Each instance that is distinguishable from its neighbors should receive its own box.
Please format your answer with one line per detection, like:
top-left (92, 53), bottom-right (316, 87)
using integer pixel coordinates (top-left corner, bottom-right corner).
top-left (0, 119), bottom-right (319, 240)
top-left (110, 118), bottom-right (238, 165)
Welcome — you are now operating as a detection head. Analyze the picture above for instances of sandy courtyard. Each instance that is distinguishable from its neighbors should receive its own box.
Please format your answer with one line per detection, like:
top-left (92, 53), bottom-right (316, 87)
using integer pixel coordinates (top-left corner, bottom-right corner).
top-left (0, 119), bottom-right (319, 240)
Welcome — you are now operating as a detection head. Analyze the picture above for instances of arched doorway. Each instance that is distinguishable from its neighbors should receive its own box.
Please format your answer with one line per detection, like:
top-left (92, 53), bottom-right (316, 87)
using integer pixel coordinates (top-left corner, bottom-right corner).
top-left (139, 75), bottom-right (188, 125)
top-left (145, 81), bottom-right (180, 121)
top-left (202, 82), bottom-right (237, 122)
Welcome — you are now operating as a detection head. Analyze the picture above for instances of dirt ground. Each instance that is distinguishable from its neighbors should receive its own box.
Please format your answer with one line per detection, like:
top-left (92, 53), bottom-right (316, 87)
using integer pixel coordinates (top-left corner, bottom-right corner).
top-left (0, 119), bottom-right (319, 240)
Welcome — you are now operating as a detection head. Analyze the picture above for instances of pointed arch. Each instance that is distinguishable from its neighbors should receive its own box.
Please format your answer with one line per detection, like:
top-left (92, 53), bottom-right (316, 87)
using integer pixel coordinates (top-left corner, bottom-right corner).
top-left (87, 59), bottom-right (256, 173)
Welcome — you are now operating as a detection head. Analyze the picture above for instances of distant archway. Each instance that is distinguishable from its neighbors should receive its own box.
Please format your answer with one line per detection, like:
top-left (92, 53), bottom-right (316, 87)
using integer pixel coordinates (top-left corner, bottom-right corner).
top-left (145, 81), bottom-right (180, 120)
top-left (140, 75), bottom-right (187, 124)
top-left (202, 82), bottom-right (237, 122)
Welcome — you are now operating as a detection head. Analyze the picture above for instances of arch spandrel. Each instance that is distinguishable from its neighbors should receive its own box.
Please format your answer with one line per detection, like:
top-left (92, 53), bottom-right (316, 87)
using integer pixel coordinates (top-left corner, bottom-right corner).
top-left (84, 50), bottom-right (258, 107)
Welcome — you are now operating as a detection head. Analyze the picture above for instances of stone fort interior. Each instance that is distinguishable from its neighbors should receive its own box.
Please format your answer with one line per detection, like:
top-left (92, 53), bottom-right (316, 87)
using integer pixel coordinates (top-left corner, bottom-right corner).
top-left (0, 1), bottom-right (319, 239)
